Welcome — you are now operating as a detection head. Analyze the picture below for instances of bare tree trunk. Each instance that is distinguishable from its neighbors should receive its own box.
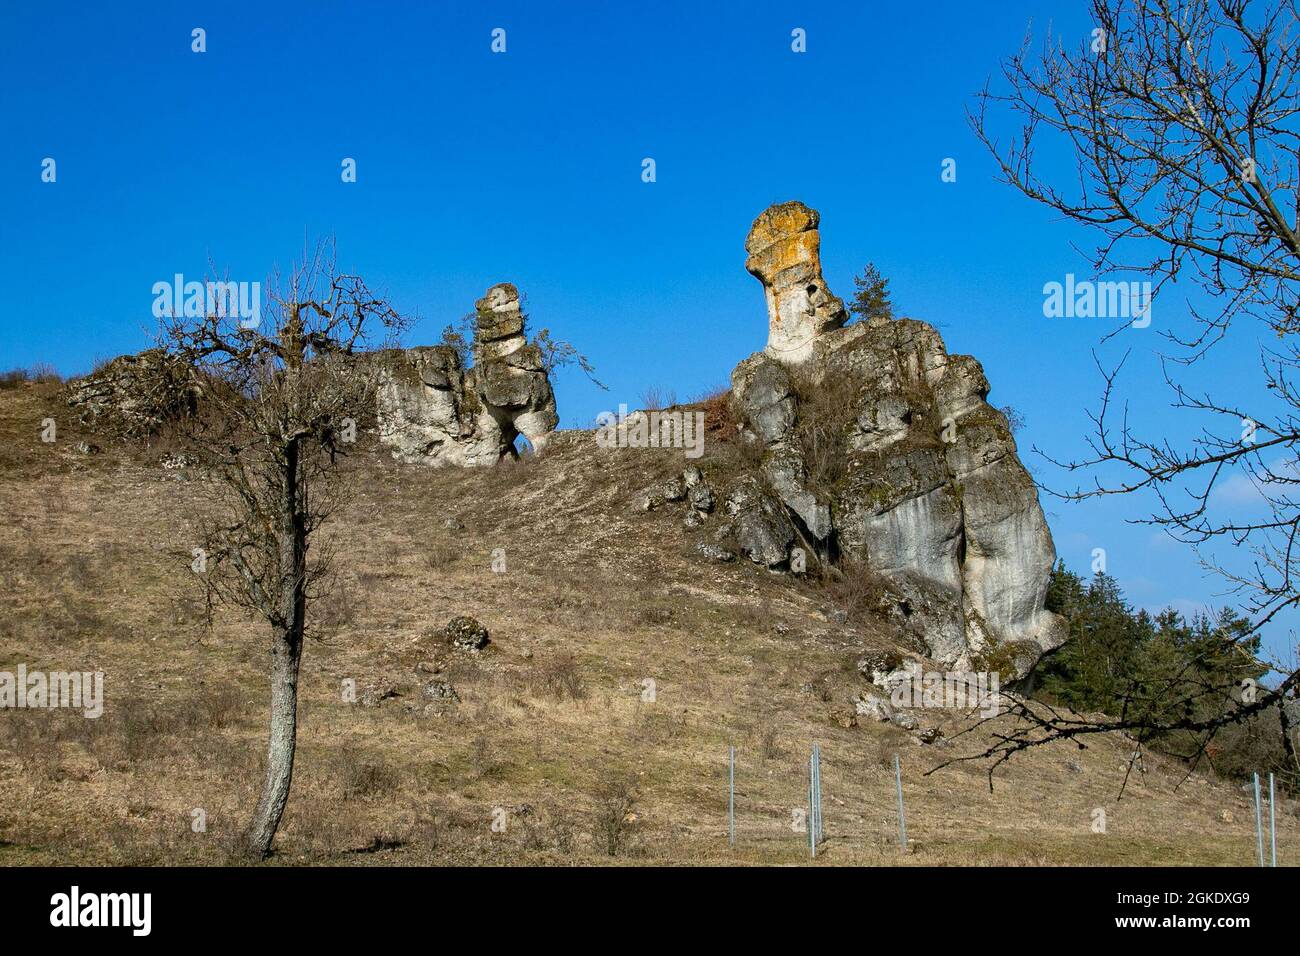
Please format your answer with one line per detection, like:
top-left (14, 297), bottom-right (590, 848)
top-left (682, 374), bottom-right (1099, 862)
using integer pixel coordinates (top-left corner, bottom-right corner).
top-left (245, 623), bottom-right (302, 858)
top-left (1283, 698), bottom-right (1299, 782)
top-left (245, 438), bottom-right (307, 860)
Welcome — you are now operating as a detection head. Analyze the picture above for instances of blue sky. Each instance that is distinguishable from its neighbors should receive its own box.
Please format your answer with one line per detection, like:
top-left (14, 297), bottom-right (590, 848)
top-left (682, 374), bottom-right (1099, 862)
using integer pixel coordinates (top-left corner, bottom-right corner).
top-left (1, 1), bottom-right (1292, 663)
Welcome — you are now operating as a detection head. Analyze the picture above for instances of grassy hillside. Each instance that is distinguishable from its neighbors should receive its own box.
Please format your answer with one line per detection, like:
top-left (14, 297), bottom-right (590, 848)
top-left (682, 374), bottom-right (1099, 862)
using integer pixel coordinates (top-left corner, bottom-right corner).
top-left (0, 380), bottom-right (1292, 865)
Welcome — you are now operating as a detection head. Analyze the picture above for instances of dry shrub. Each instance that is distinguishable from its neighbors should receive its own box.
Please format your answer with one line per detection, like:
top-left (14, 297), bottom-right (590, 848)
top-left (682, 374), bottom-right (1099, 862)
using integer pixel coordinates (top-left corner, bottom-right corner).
top-left (634, 707), bottom-right (689, 746)
top-left (531, 651), bottom-right (588, 702)
top-left (115, 702), bottom-right (172, 763)
top-left (0, 710), bottom-right (96, 777)
top-left (0, 365), bottom-right (61, 390)
top-left (548, 808), bottom-right (578, 854)
top-left (634, 603), bottom-right (675, 627)
top-left (872, 725), bottom-right (914, 770)
top-left (338, 751), bottom-right (401, 802)
top-left (0, 370), bottom-right (28, 390)
top-left (192, 684), bottom-right (246, 730)
top-left (640, 386), bottom-right (677, 411)
top-left (314, 579), bottom-right (356, 634)
top-left (721, 602), bottom-right (771, 630)
top-left (758, 722), bottom-right (784, 762)
top-left (590, 772), bottom-right (639, 856)
top-left (788, 367), bottom-right (862, 497)
top-left (518, 806), bottom-right (578, 854)
top-left (355, 569), bottom-right (386, 590)
top-left (467, 733), bottom-right (502, 781)
top-left (166, 593), bottom-right (200, 626)
top-left (425, 540), bottom-right (460, 572)
top-left (806, 557), bottom-right (895, 626)
top-left (76, 688), bottom-right (249, 770)
top-left (701, 414), bottom-right (766, 483)
top-left (693, 386), bottom-right (739, 443)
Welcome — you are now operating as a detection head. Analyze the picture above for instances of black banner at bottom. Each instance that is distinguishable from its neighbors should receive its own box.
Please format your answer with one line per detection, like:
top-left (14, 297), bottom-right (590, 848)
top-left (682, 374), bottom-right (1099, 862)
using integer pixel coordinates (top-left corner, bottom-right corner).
top-left (0, 865), bottom-right (1284, 941)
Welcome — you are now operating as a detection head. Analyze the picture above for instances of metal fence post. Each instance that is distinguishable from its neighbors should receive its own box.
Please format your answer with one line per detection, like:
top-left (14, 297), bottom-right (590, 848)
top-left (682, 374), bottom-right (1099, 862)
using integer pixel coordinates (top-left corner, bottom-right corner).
top-left (1253, 771), bottom-right (1265, 867)
top-left (812, 743), bottom-right (820, 846)
top-left (1269, 771), bottom-right (1277, 868)
top-left (808, 749), bottom-right (815, 858)
top-left (811, 749), bottom-right (821, 842)
top-left (894, 753), bottom-right (907, 853)
top-left (728, 745), bottom-right (735, 848)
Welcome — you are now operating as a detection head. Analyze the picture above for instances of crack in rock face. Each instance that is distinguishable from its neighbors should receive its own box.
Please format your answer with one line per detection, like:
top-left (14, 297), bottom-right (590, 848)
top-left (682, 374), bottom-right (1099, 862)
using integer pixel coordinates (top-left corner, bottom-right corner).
top-left (733, 200), bottom-right (1066, 677)
top-left (375, 282), bottom-right (558, 467)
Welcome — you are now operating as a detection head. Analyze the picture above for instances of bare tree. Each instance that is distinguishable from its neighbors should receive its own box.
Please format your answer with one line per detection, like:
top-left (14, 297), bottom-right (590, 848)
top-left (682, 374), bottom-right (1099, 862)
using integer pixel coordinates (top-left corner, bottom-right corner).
top-left (961, 0), bottom-right (1300, 777)
top-left (972, 0), bottom-right (1300, 348)
top-left (159, 240), bottom-right (408, 857)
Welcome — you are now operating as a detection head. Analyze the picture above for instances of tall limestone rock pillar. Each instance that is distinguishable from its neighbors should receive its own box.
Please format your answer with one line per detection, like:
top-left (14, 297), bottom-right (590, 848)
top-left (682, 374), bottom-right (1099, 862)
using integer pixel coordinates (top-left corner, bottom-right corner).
top-left (744, 201), bottom-right (848, 364)
top-left (472, 283), bottom-right (559, 455)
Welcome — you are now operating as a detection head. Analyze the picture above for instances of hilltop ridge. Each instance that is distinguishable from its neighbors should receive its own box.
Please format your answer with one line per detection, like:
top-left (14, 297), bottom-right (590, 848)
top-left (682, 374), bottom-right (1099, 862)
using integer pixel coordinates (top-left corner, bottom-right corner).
top-left (0, 376), bottom-right (1288, 865)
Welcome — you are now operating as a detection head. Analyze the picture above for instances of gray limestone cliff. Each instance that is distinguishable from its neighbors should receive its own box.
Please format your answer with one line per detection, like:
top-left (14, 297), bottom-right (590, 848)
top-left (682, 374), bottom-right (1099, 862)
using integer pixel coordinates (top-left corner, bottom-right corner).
top-left (731, 201), bottom-right (1066, 674)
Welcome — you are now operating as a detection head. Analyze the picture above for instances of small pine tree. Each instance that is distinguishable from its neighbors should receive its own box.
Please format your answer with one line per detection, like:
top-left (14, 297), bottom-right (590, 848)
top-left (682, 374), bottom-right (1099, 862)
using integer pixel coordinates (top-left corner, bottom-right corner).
top-left (848, 262), bottom-right (894, 325)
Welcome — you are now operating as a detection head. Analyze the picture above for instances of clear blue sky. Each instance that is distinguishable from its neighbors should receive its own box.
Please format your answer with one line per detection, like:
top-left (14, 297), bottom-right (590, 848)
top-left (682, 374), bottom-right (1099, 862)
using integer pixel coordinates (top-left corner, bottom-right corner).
top-left (1, 1), bottom-right (1292, 662)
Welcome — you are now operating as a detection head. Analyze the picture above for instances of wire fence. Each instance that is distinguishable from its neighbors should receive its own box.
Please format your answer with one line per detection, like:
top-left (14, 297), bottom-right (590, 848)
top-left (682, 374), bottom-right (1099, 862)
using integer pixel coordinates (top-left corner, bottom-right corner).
top-left (722, 745), bottom-right (1287, 865)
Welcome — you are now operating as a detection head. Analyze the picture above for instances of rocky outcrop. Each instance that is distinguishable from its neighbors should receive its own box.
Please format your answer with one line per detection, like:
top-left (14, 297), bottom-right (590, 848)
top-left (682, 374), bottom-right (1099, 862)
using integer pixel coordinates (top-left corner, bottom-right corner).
top-left (443, 615), bottom-right (490, 652)
top-left (635, 465), bottom-right (716, 525)
top-left (376, 283), bottom-right (558, 467)
top-left (374, 345), bottom-right (501, 466)
top-left (725, 476), bottom-right (797, 569)
top-left (729, 201), bottom-right (1066, 675)
top-left (66, 349), bottom-right (194, 437)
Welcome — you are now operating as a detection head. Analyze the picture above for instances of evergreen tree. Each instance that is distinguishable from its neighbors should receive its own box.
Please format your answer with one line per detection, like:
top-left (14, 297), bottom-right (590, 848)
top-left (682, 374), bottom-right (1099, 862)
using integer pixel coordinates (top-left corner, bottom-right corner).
top-left (1035, 563), bottom-right (1279, 784)
top-left (848, 263), bottom-right (893, 325)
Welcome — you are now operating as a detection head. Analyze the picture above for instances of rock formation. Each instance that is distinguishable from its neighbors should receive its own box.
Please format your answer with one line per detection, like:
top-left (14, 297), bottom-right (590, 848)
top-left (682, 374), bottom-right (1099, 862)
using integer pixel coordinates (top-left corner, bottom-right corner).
top-left (470, 283), bottom-right (559, 455)
top-left (729, 201), bottom-right (1066, 674)
top-left (744, 202), bottom-right (849, 364)
top-left (373, 345), bottom-right (501, 466)
top-left (375, 283), bottom-right (558, 467)
top-left (66, 349), bottom-right (194, 437)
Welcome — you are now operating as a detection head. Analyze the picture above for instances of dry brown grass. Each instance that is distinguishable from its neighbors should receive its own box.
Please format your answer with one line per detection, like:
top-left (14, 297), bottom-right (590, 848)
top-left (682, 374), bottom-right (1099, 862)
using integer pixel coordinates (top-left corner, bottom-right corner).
top-left (0, 365), bottom-right (61, 390)
top-left (530, 651), bottom-right (588, 702)
top-left (0, 384), bottom-right (1295, 866)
